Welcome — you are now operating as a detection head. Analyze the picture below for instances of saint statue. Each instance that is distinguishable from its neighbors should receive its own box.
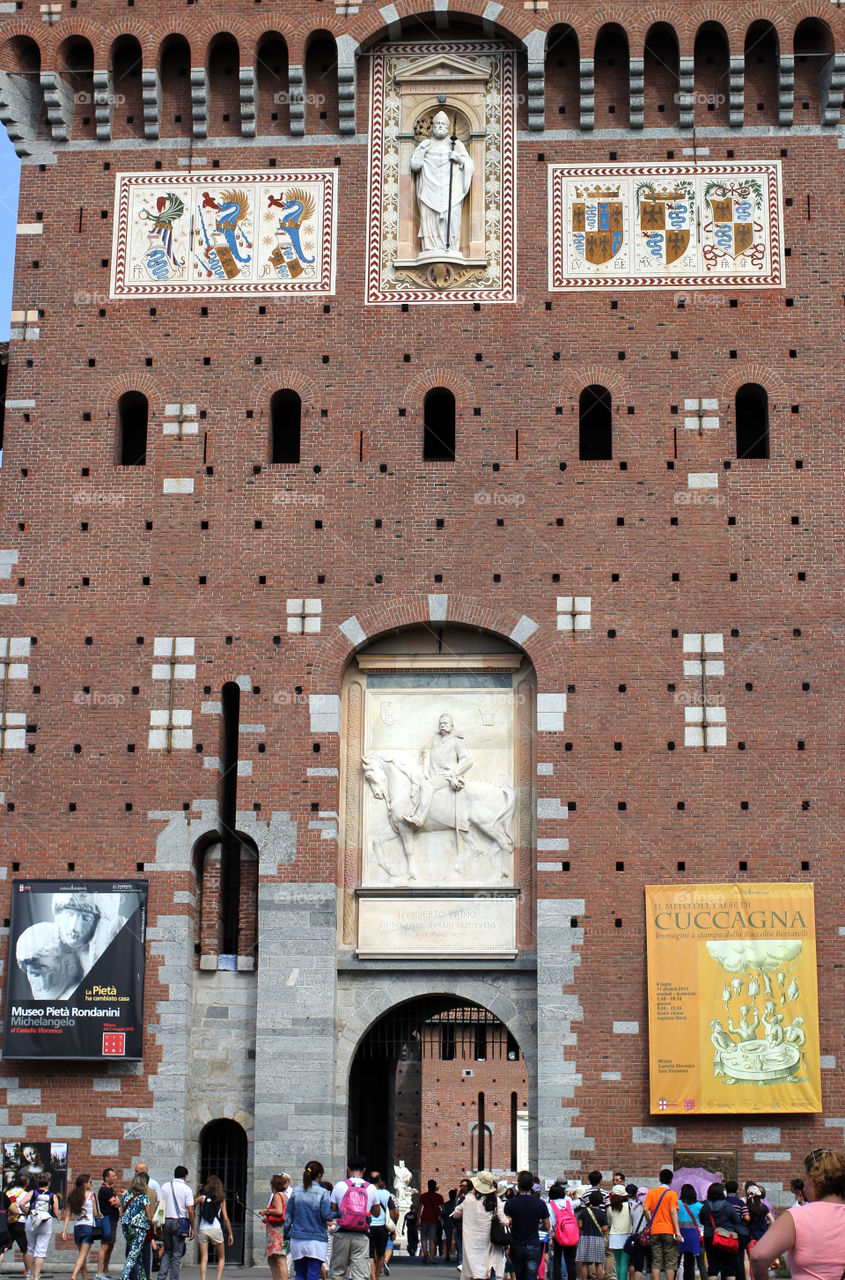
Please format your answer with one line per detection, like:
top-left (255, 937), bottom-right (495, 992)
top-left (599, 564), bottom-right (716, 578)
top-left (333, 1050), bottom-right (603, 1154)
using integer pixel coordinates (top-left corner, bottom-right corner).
top-left (410, 111), bottom-right (474, 258)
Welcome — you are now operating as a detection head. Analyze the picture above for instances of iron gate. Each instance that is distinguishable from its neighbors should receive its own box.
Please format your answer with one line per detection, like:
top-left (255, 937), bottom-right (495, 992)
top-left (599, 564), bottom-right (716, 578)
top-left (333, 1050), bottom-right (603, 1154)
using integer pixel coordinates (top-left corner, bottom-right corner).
top-left (199, 1118), bottom-right (247, 1265)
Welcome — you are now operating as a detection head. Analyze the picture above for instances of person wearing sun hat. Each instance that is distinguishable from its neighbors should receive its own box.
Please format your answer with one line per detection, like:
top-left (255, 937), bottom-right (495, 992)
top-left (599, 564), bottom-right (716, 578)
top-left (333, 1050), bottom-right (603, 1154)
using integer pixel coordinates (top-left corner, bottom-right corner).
top-left (451, 1173), bottom-right (510, 1280)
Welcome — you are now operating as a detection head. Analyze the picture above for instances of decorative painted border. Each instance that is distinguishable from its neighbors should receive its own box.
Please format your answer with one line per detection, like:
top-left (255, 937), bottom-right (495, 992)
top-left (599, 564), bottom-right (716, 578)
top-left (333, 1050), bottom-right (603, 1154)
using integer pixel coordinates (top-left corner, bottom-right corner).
top-left (365, 41), bottom-right (516, 306)
top-left (110, 169), bottom-right (337, 297)
top-left (548, 161), bottom-right (784, 291)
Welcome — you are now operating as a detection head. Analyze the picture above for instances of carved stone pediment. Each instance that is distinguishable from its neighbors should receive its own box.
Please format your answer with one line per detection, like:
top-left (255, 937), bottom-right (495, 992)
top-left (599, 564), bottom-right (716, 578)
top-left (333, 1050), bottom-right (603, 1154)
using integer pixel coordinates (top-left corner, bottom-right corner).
top-left (393, 53), bottom-right (492, 85)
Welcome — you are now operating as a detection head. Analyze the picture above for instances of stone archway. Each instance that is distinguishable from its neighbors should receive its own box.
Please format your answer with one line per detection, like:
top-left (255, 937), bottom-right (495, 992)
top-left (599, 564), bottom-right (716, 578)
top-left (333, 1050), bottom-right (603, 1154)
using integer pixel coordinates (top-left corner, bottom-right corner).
top-left (333, 975), bottom-right (538, 1177)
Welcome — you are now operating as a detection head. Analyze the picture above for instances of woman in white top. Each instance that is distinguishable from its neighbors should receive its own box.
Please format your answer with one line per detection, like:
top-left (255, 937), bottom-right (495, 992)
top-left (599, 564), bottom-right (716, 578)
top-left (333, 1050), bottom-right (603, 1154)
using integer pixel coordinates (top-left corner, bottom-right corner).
top-left (25, 1173), bottom-right (60, 1280)
top-left (62, 1173), bottom-right (101, 1280)
top-left (606, 1186), bottom-right (634, 1280)
top-left (450, 1172), bottom-right (509, 1280)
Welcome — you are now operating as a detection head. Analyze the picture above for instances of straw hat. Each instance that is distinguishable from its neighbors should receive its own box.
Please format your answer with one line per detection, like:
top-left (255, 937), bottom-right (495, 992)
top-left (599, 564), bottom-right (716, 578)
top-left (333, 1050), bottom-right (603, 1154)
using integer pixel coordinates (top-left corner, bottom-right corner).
top-left (472, 1171), bottom-right (496, 1195)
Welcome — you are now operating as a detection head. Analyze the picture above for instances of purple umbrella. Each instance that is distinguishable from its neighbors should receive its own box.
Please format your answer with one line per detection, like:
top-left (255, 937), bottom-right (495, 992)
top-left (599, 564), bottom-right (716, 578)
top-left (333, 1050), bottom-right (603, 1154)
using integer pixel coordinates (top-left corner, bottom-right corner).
top-left (671, 1167), bottom-right (722, 1201)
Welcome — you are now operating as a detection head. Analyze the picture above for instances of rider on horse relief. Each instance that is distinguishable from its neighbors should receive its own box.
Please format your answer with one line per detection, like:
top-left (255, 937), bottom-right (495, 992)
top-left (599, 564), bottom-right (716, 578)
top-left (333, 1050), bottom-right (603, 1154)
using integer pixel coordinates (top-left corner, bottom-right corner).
top-left (403, 712), bottom-right (472, 830)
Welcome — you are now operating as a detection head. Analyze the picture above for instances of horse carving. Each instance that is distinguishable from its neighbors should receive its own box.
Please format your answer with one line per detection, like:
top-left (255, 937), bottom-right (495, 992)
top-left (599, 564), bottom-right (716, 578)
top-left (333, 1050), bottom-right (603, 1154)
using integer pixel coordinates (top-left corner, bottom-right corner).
top-left (362, 751), bottom-right (515, 882)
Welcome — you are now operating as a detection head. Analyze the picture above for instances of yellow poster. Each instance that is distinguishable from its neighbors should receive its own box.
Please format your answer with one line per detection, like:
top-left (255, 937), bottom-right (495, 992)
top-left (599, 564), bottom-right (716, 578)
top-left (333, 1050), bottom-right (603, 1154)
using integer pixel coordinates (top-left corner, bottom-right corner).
top-left (645, 883), bottom-right (821, 1115)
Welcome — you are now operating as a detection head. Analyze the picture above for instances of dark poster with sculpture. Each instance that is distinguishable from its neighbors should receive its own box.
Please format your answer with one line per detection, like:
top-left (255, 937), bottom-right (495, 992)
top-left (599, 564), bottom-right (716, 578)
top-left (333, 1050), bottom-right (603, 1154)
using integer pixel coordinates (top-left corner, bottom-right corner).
top-left (2, 879), bottom-right (148, 1060)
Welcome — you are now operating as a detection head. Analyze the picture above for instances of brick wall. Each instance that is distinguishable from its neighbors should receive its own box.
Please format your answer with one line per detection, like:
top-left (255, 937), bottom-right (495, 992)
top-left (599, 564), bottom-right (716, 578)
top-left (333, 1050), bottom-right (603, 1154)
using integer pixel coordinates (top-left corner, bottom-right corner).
top-left (0, 0), bottom-right (842, 1209)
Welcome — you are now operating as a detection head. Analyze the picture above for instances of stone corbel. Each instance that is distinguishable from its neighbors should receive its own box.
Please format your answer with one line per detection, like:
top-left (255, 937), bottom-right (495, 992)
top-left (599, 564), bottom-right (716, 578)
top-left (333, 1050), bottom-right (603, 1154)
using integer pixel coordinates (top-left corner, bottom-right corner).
top-left (336, 35), bottom-right (358, 136)
top-left (524, 29), bottom-right (545, 133)
top-left (142, 67), bottom-right (161, 140)
top-left (778, 54), bottom-right (794, 127)
top-left (40, 70), bottom-right (74, 142)
top-left (0, 70), bottom-right (42, 156)
top-left (288, 64), bottom-right (305, 136)
top-left (579, 58), bottom-right (594, 131)
top-left (190, 65), bottom-right (209, 139)
top-left (677, 57), bottom-right (694, 129)
top-left (728, 55), bottom-right (744, 127)
top-left (820, 52), bottom-right (845, 127)
top-left (93, 68), bottom-right (113, 141)
top-left (628, 56), bottom-right (644, 129)
top-left (239, 65), bottom-right (256, 137)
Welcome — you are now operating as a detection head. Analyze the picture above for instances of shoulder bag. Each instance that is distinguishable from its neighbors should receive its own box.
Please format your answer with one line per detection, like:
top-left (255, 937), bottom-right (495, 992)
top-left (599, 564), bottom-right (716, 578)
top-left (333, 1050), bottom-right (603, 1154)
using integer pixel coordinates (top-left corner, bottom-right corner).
top-left (708, 1208), bottom-right (739, 1254)
top-left (490, 1213), bottom-right (511, 1248)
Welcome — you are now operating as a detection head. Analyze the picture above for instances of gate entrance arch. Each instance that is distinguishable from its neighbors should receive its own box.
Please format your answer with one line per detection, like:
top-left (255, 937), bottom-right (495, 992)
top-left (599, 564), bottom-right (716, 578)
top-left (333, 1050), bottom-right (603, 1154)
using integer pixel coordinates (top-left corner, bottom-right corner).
top-left (347, 995), bottom-right (528, 1188)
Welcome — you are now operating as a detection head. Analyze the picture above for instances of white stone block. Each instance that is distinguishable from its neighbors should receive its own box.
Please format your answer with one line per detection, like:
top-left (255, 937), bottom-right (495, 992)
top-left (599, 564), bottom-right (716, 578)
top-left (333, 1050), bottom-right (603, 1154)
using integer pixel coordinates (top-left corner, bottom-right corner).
top-left (173, 663), bottom-right (196, 679)
top-left (706, 726), bottom-right (727, 746)
top-left (537, 798), bottom-right (567, 819)
top-left (701, 416), bottom-right (720, 430)
top-left (685, 706), bottom-right (704, 723)
top-left (287, 617), bottom-right (303, 633)
top-left (820, 1056), bottom-right (836, 1070)
top-left (174, 636), bottom-right (194, 656)
top-left (537, 763), bottom-right (554, 775)
top-left (537, 838), bottom-right (569, 851)
top-left (310, 693), bottom-right (341, 734)
top-left (303, 616), bottom-right (321, 633)
top-left (286, 598), bottom-right (303, 613)
top-left (685, 726), bottom-right (704, 747)
top-left (557, 596), bottom-right (573, 611)
top-left (683, 633), bottom-right (702, 652)
top-left (683, 398), bottom-right (699, 411)
top-left (706, 706), bottom-right (726, 723)
top-left (574, 596), bottom-right (591, 611)
top-left (151, 663), bottom-right (171, 680)
top-left (557, 615), bottom-right (574, 632)
top-left (704, 633), bottom-right (723, 652)
top-left (601, 1072), bottom-right (622, 1081)
top-left (162, 478), bottom-right (194, 494)
top-left (304, 598), bottom-right (322, 613)
top-left (702, 398), bottom-right (719, 411)
top-left (743, 1125), bottom-right (780, 1144)
top-left (339, 615), bottom-right (367, 647)
top-left (428, 593), bottom-right (448, 621)
top-left (153, 636), bottom-right (174, 656)
top-left (574, 613), bottom-right (591, 630)
top-left (237, 760), bottom-right (253, 776)
top-left (688, 472), bottom-right (719, 489)
top-left (0, 596), bottom-right (19, 606)
top-left (613, 1021), bottom-right (639, 1034)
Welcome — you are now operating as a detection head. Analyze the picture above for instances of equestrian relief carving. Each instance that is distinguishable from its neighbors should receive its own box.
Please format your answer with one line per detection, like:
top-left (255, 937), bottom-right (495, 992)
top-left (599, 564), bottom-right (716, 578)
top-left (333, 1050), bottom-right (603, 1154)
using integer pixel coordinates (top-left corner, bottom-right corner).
top-left (362, 709), bottom-right (515, 886)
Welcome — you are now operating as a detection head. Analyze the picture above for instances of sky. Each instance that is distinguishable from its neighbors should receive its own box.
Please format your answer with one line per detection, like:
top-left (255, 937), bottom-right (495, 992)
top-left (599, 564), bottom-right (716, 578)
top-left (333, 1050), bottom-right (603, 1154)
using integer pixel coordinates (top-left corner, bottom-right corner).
top-left (0, 127), bottom-right (21, 341)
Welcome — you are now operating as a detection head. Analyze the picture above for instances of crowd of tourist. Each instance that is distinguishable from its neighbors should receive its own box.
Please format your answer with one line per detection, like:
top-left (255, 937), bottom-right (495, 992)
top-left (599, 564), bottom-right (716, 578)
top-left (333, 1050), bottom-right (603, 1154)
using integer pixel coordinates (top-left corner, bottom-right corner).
top-left (2, 1147), bottom-right (844, 1280)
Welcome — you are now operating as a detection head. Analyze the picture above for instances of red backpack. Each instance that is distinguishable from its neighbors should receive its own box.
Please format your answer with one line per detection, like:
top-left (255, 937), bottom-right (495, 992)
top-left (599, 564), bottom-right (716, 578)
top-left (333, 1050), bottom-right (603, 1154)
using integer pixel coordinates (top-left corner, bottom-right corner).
top-left (553, 1198), bottom-right (579, 1247)
top-left (337, 1181), bottom-right (372, 1232)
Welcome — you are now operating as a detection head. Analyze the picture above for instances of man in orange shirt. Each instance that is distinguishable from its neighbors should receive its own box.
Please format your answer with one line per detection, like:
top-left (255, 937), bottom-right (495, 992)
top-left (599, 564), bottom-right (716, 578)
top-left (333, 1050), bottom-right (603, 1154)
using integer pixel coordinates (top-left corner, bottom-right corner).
top-left (643, 1169), bottom-right (683, 1280)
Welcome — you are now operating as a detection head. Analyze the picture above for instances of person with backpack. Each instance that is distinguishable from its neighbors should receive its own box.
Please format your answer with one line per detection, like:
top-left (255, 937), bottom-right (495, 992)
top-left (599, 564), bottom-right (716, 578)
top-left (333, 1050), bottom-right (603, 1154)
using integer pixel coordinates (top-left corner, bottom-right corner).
top-left (24, 1172), bottom-right (60, 1280)
top-left (548, 1182), bottom-right (579, 1280)
top-left (194, 1176), bottom-right (233, 1280)
top-left (3, 1169), bottom-right (33, 1276)
top-left (329, 1157), bottom-right (380, 1280)
top-left (283, 1162), bottom-right (332, 1280)
top-left (62, 1173), bottom-right (104, 1280)
top-left (368, 1171), bottom-right (398, 1280)
top-left (450, 1171), bottom-right (510, 1280)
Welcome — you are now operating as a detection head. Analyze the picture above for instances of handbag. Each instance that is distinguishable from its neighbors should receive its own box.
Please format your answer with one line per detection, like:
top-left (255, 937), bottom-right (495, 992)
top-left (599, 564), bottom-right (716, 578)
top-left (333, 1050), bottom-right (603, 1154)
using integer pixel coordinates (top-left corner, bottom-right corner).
top-left (709, 1209), bottom-right (739, 1254)
top-left (177, 1216), bottom-right (191, 1237)
top-left (623, 1208), bottom-right (647, 1255)
top-left (491, 1215), bottom-right (512, 1247)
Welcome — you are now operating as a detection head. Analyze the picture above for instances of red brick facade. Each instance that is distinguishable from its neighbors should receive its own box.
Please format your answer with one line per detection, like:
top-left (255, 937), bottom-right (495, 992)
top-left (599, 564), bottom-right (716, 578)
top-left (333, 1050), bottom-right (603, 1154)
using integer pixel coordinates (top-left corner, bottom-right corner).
top-left (0, 0), bottom-right (843, 1227)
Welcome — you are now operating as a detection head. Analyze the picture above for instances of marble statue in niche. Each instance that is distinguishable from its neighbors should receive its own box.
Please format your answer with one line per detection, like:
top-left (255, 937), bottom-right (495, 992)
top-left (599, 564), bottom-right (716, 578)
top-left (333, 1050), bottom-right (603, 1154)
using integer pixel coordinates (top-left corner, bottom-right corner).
top-left (362, 706), bottom-right (514, 885)
top-left (410, 110), bottom-right (474, 258)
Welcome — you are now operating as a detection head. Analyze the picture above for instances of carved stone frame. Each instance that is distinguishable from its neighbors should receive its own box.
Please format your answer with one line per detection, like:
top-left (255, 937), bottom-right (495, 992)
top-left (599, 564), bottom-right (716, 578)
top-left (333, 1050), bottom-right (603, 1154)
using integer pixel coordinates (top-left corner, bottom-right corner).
top-left (339, 649), bottom-right (536, 951)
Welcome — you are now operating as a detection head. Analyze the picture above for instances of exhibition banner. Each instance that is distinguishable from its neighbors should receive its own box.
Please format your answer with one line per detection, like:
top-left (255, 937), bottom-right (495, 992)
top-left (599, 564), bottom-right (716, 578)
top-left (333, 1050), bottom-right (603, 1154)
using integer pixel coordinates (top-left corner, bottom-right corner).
top-left (645, 882), bottom-right (821, 1114)
top-left (3, 880), bottom-right (148, 1060)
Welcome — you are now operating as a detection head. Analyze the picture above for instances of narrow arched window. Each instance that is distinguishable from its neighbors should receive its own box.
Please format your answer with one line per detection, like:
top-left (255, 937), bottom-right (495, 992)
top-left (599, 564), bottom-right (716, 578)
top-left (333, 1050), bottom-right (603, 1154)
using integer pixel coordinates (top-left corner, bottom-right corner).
top-left (579, 384), bottom-right (612, 460)
top-left (118, 391), bottom-right (148, 466)
top-left (423, 387), bottom-right (455, 461)
top-left (270, 389), bottom-right (301, 463)
top-left (735, 383), bottom-right (769, 458)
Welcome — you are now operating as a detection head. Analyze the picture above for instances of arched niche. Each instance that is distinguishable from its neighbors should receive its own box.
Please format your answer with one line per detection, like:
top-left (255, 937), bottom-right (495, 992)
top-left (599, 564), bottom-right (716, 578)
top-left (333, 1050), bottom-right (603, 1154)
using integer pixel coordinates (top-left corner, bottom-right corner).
top-left (339, 623), bottom-right (536, 956)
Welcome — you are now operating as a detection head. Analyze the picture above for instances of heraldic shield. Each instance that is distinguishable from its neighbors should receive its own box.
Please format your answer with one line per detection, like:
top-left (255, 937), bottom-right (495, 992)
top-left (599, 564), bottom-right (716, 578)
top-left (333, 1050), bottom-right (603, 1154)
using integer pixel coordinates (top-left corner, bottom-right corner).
top-left (572, 187), bottom-right (623, 265)
top-left (708, 193), bottom-right (755, 259)
top-left (638, 186), bottom-right (692, 267)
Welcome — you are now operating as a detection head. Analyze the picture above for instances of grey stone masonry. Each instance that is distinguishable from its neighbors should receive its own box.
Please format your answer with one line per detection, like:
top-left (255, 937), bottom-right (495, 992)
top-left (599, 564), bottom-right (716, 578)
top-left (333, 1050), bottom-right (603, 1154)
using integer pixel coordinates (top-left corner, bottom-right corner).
top-left (336, 35), bottom-right (358, 136)
top-left (0, 71), bottom-right (41, 155)
top-left (524, 29), bottom-right (546, 133)
top-left (536, 898), bottom-right (588, 1180)
top-left (253, 882), bottom-right (339, 1195)
top-left (579, 59), bottom-right (595, 131)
